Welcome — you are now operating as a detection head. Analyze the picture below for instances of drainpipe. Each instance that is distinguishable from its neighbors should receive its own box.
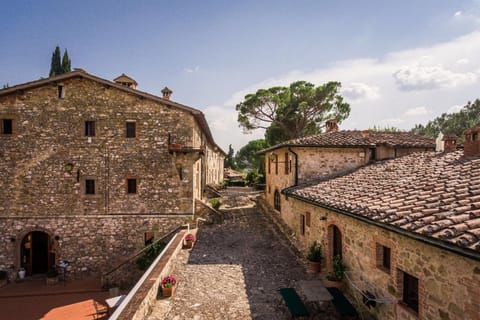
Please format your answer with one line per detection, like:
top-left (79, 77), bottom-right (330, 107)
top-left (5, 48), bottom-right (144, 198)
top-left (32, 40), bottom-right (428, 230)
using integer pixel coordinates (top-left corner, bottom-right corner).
top-left (288, 147), bottom-right (298, 186)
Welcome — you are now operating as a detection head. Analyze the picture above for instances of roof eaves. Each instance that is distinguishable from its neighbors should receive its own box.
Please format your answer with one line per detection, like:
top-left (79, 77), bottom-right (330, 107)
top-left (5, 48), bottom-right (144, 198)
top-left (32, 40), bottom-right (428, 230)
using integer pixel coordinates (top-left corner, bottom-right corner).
top-left (258, 143), bottom-right (375, 154)
top-left (286, 192), bottom-right (480, 262)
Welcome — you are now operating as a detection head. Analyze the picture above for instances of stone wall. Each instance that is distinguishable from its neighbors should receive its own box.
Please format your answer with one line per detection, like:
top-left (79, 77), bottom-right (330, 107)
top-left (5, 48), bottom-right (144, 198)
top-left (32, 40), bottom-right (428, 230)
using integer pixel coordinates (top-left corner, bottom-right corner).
top-left (0, 75), bottom-right (222, 275)
top-left (0, 215), bottom-right (188, 276)
top-left (281, 198), bottom-right (480, 320)
top-left (264, 146), bottom-right (372, 208)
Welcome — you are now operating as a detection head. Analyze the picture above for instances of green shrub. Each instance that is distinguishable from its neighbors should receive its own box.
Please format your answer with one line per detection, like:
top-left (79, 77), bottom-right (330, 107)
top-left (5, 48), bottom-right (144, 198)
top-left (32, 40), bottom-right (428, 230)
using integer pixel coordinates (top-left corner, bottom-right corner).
top-left (209, 198), bottom-right (221, 209)
top-left (46, 267), bottom-right (59, 278)
top-left (326, 255), bottom-right (346, 281)
top-left (135, 241), bottom-right (166, 271)
top-left (307, 241), bottom-right (323, 262)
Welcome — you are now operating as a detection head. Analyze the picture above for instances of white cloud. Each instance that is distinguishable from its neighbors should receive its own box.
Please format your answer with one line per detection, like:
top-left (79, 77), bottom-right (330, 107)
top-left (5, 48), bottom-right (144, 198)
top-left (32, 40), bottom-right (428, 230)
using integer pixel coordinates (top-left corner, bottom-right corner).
top-left (379, 118), bottom-right (404, 126)
top-left (184, 66), bottom-right (200, 73)
top-left (404, 106), bottom-right (430, 116)
top-left (342, 82), bottom-right (380, 101)
top-left (456, 58), bottom-right (470, 65)
top-left (206, 31), bottom-right (480, 151)
top-left (393, 62), bottom-right (477, 91)
top-left (454, 11), bottom-right (462, 18)
top-left (447, 104), bottom-right (463, 114)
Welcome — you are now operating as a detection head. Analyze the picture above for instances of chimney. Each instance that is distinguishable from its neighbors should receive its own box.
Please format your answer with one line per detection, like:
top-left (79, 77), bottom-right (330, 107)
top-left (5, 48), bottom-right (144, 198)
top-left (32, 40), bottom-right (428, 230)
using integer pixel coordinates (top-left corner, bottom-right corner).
top-left (442, 134), bottom-right (458, 152)
top-left (161, 87), bottom-right (172, 100)
top-left (463, 125), bottom-right (480, 157)
top-left (325, 119), bottom-right (339, 133)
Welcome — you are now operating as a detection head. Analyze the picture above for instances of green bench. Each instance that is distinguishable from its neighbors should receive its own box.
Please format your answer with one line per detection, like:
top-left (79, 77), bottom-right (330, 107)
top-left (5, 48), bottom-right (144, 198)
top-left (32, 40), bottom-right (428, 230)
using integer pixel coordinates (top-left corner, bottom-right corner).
top-left (326, 287), bottom-right (358, 319)
top-left (279, 288), bottom-right (309, 318)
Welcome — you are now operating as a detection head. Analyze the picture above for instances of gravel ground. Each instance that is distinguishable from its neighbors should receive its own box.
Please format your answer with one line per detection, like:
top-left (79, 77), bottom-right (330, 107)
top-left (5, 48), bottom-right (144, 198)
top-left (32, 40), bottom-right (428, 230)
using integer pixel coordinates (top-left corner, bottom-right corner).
top-left (147, 189), bottom-right (338, 320)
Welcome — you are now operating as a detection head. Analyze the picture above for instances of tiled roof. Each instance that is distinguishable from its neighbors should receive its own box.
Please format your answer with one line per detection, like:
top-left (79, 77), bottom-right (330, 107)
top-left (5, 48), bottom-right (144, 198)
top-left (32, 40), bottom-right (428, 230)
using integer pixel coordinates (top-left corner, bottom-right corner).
top-left (260, 130), bottom-right (435, 153)
top-left (284, 150), bottom-right (480, 256)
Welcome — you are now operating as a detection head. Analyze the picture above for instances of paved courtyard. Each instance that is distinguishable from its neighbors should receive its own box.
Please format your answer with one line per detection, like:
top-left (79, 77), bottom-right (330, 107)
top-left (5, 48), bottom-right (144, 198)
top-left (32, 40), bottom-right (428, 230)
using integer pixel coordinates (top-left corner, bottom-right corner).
top-left (147, 188), bottom-right (338, 320)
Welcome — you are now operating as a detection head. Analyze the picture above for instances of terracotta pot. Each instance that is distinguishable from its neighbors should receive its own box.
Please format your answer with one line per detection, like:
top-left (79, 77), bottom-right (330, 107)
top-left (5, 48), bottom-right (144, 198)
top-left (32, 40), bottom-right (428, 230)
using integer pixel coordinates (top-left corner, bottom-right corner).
top-left (184, 240), bottom-right (194, 249)
top-left (308, 261), bottom-right (322, 273)
top-left (46, 276), bottom-right (58, 285)
top-left (162, 285), bottom-right (175, 297)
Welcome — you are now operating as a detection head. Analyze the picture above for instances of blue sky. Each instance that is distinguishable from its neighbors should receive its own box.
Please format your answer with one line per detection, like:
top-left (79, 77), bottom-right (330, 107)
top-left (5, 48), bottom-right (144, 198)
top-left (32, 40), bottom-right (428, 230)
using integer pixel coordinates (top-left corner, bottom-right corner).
top-left (1, 0), bottom-right (480, 151)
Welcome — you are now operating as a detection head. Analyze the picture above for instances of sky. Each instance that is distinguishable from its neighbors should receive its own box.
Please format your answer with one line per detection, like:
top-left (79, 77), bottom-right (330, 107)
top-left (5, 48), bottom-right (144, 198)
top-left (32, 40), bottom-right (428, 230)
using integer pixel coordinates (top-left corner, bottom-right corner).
top-left (1, 0), bottom-right (480, 152)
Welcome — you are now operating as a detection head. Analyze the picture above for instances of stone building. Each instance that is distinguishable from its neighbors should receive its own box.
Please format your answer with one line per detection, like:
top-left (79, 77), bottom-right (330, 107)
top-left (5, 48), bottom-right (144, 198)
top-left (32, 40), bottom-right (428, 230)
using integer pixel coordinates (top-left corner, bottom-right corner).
top-left (260, 120), bottom-right (435, 212)
top-left (278, 130), bottom-right (480, 320)
top-left (0, 69), bottom-right (224, 277)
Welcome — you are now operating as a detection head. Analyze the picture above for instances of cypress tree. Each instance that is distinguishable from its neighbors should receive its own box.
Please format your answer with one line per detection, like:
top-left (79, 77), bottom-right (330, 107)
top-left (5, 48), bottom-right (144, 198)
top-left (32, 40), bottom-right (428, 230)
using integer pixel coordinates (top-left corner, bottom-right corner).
top-left (61, 49), bottom-right (71, 73)
top-left (49, 46), bottom-right (62, 77)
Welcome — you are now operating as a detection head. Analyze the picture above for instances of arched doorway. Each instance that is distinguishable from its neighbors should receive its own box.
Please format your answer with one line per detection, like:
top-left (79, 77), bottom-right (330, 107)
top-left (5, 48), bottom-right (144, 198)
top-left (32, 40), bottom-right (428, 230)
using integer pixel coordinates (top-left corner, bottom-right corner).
top-left (274, 190), bottom-right (281, 211)
top-left (20, 231), bottom-right (54, 275)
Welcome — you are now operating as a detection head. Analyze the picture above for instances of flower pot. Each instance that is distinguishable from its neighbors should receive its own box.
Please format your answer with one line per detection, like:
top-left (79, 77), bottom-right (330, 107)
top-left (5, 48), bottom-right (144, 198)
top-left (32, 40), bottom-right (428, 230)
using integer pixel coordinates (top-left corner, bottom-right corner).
top-left (162, 285), bottom-right (175, 297)
top-left (46, 276), bottom-right (58, 285)
top-left (184, 240), bottom-right (194, 249)
top-left (308, 261), bottom-right (322, 273)
top-left (18, 269), bottom-right (26, 279)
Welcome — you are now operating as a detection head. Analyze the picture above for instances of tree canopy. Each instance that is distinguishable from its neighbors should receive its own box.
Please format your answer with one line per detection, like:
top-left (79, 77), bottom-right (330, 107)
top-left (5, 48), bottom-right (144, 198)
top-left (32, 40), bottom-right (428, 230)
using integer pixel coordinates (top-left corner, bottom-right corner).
top-left (236, 81), bottom-right (350, 145)
top-left (234, 139), bottom-right (269, 171)
top-left (49, 46), bottom-right (71, 77)
top-left (224, 144), bottom-right (236, 169)
top-left (411, 99), bottom-right (480, 142)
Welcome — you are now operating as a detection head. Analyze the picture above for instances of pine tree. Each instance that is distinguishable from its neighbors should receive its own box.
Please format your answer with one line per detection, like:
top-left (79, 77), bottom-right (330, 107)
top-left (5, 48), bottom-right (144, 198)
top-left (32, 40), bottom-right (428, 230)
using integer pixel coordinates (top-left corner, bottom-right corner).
top-left (49, 46), bottom-right (62, 77)
top-left (61, 49), bottom-right (71, 73)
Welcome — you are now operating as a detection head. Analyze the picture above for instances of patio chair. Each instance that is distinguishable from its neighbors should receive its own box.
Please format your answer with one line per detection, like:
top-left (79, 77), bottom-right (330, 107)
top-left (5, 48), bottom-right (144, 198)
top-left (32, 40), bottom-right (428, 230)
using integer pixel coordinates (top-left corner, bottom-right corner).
top-left (93, 300), bottom-right (109, 319)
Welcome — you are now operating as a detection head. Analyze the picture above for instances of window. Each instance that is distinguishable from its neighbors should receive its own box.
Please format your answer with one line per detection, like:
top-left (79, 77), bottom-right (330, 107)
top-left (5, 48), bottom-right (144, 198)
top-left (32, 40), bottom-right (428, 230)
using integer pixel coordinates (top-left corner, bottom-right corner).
top-left (305, 212), bottom-right (311, 227)
top-left (332, 225), bottom-right (342, 259)
top-left (376, 243), bottom-right (391, 273)
top-left (144, 232), bottom-right (154, 246)
top-left (300, 214), bottom-right (306, 236)
top-left (275, 155), bottom-right (278, 175)
top-left (85, 121), bottom-right (95, 137)
top-left (284, 153), bottom-right (289, 174)
top-left (126, 121), bottom-right (136, 138)
top-left (1, 119), bottom-right (13, 134)
top-left (402, 272), bottom-right (419, 313)
top-left (268, 157), bottom-right (271, 174)
top-left (127, 178), bottom-right (137, 194)
top-left (58, 85), bottom-right (65, 99)
top-left (85, 179), bottom-right (95, 195)
top-left (274, 190), bottom-right (281, 211)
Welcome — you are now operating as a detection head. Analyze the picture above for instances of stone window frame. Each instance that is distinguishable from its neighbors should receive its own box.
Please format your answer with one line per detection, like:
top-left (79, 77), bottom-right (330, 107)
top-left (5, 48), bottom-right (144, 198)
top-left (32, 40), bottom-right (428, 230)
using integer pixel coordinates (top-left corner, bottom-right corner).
top-left (300, 214), bottom-right (306, 236)
top-left (274, 189), bottom-right (281, 211)
top-left (372, 237), bottom-right (396, 276)
top-left (125, 120), bottom-right (138, 139)
top-left (1, 116), bottom-right (16, 136)
top-left (284, 152), bottom-right (289, 174)
top-left (57, 84), bottom-right (65, 99)
top-left (126, 177), bottom-right (138, 194)
top-left (396, 268), bottom-right (424, 317)
top-left (84, 178), bottom-right (97, 195)
top-left (84, 120), bottom-right (96, 137)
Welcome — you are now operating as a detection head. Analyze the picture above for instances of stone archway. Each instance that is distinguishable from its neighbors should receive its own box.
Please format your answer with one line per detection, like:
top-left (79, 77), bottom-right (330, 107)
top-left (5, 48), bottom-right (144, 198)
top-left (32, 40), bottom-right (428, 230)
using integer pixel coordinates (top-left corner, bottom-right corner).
top-left (20, 231), bottom-right (55, 275)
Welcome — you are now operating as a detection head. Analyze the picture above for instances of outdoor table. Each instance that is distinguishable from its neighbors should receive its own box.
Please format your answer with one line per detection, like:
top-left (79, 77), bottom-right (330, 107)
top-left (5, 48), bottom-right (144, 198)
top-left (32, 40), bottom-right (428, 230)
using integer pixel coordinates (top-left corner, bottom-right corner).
top-left (106, 294), bottom-right (126, 314)
top-left (298, 280), bottom-right (334, 302)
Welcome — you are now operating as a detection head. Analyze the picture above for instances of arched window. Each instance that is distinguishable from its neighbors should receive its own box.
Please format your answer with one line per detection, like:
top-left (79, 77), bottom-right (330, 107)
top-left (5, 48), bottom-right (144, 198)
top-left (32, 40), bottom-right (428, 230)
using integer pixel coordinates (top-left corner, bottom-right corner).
top-left (332, 225), bottom-right (342, 259)
top-left (274, 190), bottom-right (281, 211)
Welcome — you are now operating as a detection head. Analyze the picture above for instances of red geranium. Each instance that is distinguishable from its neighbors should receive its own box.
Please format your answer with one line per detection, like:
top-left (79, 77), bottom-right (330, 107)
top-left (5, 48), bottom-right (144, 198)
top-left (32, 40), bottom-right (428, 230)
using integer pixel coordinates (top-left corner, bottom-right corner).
top-left (185, 234), bottom-right (195, 242)
top-left (161, 275), bottom-right (177, 288)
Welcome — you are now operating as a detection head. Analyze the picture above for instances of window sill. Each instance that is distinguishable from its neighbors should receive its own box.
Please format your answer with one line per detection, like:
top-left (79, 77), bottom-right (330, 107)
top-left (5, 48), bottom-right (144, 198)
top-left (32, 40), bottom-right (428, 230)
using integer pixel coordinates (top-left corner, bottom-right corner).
top-left (376, 266), bottom-right (391, 275)
top-left (396, 302), bottom-right (419, 319)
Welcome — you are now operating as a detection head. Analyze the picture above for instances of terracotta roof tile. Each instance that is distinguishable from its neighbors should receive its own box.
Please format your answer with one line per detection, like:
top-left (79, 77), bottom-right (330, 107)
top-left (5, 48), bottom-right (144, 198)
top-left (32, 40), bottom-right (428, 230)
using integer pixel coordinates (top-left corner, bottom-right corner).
top-left (285, 150), bottom-right (480, 254)
top-left (261, 130), bottom-right (435, 152)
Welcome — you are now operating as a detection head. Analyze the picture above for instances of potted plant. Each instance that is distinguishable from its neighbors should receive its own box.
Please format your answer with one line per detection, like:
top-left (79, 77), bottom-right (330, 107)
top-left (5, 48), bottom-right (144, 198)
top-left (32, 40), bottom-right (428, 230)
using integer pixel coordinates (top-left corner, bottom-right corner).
top-left (324, 255), bottom-right (346, 289)
top-left (307, 241), bottom-right (323, 273)
top-left (184, 233), bottom-right (195, 249)
top-left (46, 267), bottom-right (59, 285)
top-left (0, 270), bottom-right (7, 287)
top-left (18, 268), bottom-right (26, 280)
top-left (161, 275), bottom-right (177, 297)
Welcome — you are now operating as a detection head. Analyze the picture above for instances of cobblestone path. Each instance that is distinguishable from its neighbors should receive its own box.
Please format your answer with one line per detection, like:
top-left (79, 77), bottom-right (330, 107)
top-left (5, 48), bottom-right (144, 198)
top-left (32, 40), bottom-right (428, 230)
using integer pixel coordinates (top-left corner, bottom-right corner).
top-left (147, 188), bottom-right (336, 320)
